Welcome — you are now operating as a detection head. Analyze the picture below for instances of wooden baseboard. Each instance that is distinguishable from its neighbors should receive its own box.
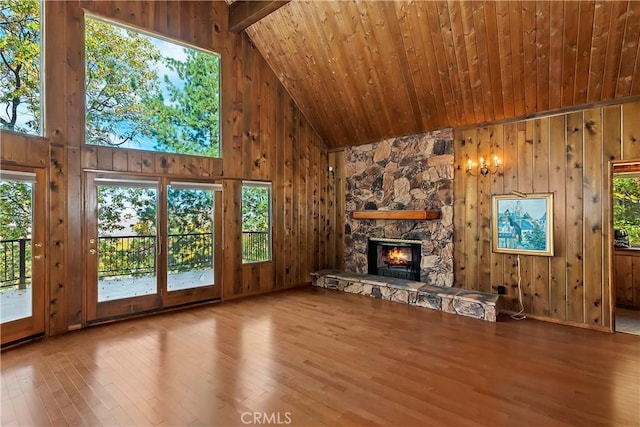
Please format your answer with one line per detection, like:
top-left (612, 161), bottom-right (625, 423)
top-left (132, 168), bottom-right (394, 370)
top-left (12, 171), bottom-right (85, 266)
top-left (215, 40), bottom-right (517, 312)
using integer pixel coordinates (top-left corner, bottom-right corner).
top-left (500, 310), bottom-right (613, 333)
top-left (222, 282), bottom-right (311, 301)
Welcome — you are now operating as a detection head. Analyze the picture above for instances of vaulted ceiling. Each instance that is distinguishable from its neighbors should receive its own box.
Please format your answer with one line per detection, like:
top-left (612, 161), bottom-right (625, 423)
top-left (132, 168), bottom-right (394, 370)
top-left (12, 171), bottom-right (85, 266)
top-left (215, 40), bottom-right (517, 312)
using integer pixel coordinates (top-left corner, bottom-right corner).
top-left (242, 1), bottom-right (640, 149)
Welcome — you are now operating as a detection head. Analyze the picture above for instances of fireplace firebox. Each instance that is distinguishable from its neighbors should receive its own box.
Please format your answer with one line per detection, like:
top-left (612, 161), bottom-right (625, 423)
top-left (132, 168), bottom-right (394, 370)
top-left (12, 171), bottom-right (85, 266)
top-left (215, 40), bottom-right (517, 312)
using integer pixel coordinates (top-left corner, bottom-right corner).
top-left (367, 238), bottom-right (421, 281)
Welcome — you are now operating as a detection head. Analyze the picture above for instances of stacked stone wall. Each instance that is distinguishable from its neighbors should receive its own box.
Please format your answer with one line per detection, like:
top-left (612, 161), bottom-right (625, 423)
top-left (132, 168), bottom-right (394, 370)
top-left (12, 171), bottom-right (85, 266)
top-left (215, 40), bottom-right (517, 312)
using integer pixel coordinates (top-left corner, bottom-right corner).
top-left (344, 129), bottom-right (454, 286)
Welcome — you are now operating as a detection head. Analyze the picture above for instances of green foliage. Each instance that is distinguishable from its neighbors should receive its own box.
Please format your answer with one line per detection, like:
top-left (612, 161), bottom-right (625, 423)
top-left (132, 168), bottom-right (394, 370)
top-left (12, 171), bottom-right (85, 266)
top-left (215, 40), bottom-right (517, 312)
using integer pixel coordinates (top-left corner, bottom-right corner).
top-left (613, 176), bottom-right (640, 246)
top-left (242, 187), bottom-right (270, 232)
top-left (525, 222), bottom-right (546, 250)
top-left (97, 186), bottom-right (158, 278)
top-left (167, 188), bottom-right (214, 272)
top-left (0, 181), bottom-right (32, 240)
top-left (167, 232), bottom-right (213, 273)
top-left (87, 19), bottom-right (224, 264)
top-left (98, 186), bottom-right (156, 236)
top-left (85, 17), bottom-right (161, 146)
top-left (241, 186), bottom-right (270, 262)
top-left (98, 235), bottom-right (156, 278)
top-left (0, 0), bottom-right (41, 134)
top-left (1, 9), bottom-right (268, 274)
top-left (98, 186), bottom-right (219, 277)
top-left (97, 187), bottom-right (132, 235)
top-left (143, 50), bottom-right (220, 157)
top-left (0, 181), bottom-right (33, 286)
top-left (167, 187), bottom-right (213, 234)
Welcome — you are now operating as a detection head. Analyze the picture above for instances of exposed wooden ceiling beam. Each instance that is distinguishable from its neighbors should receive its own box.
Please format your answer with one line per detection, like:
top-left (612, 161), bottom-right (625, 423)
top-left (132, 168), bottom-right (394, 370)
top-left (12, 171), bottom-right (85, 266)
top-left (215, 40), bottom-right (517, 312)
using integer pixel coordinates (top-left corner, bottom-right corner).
top-left (229, 1), bottom-right (290, 33)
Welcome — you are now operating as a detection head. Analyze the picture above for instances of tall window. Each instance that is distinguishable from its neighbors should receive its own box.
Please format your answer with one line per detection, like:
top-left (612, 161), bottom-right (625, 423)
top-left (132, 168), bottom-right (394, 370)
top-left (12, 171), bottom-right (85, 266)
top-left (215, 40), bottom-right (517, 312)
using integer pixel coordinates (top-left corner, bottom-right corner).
top-left (242, 182), bottom-right (271, 263)
top-left (613, 175), bottom-right (640, 247)
top-left (0, 0), bottom-right (42, 135)
top-left (84, 16), bottom-right (220, 157)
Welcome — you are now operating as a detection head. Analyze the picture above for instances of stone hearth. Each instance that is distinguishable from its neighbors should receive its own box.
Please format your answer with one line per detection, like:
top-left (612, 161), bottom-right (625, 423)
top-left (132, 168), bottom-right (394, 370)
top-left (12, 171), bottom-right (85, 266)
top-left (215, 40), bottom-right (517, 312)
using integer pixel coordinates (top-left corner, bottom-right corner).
top-left (311, 270), bottom-right (498, 322)
top-left (345, 129), bottom-right (454, 286)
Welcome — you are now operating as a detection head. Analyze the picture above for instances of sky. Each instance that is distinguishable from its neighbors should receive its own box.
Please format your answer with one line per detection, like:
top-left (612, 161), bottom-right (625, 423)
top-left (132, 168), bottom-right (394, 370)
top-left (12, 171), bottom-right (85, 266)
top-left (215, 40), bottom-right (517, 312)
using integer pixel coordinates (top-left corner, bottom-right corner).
top-left (3, 13), bottom-right (221, 157)
top-left (496, 198), bottom-right (548, 220)
top-left (152, 37), bottom-right (188, 97)
top-left (4, 22), bottom-right (190, 150)
top-left (116, 34), bottom-right (189, 151)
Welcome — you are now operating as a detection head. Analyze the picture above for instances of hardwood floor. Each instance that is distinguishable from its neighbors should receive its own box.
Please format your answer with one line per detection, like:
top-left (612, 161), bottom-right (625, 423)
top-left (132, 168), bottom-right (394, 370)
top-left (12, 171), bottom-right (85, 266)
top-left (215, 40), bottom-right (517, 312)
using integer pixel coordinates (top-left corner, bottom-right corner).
top-left (2, 286), bottom-right (639, 426)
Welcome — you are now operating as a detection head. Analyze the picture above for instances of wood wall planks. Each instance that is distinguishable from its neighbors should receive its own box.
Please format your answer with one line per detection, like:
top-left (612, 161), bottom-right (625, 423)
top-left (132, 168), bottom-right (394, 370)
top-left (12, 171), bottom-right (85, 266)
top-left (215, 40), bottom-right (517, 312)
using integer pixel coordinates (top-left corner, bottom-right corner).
top-left (454, 98), bottom-right (640, 330)
top-left (0, 0), bottom-right (333, 336)
top-left (2, 0), bottom-right (639, 338)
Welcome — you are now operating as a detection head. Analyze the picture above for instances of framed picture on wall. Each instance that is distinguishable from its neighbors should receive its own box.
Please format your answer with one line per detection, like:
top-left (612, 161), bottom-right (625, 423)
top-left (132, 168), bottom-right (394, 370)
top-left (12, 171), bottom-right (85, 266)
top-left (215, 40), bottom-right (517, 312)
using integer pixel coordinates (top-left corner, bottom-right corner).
top-left (491, 193), bottom-right (554, 256)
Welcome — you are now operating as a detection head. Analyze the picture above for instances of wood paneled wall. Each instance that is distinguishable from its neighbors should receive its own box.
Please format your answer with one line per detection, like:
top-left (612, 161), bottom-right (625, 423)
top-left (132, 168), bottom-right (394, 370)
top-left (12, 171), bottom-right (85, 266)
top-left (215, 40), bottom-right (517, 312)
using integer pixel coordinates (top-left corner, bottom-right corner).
top-left (454, 98), bottom-right (640, 330)
top-left (0, 1), bottom-right (333, 335)
top-left (327, 150), bottom-right (345, 270)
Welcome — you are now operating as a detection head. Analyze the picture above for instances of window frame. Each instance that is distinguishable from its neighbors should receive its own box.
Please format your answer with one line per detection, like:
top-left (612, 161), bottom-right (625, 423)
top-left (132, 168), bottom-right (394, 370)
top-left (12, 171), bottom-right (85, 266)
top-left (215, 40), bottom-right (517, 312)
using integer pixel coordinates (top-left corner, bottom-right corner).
top-left (82, 13), bottom-right (221, 158)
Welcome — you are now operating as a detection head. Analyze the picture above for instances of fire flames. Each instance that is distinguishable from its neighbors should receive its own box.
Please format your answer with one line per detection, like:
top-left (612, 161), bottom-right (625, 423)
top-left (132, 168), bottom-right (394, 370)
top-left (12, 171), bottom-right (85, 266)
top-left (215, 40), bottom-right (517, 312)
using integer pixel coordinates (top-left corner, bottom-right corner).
top-left (384, 247), bottom-right (411, 267)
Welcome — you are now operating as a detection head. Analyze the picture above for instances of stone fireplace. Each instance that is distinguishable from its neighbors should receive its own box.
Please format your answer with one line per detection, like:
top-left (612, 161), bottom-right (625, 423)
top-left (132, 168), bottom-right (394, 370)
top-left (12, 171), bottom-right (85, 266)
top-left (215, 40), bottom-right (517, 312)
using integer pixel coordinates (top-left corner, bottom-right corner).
top-left (345, 129), bottom-right (454, 287)
top-left (367, 238), bottom-right (421, 281)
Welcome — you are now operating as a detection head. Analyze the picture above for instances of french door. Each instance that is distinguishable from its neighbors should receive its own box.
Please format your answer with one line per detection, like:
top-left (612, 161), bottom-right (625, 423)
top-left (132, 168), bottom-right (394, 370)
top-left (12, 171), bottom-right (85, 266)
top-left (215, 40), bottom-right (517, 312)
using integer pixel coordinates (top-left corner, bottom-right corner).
top-left (85, 173), bottom-right (221, 322)
top-left (0, 167), bottom-right (46, 346)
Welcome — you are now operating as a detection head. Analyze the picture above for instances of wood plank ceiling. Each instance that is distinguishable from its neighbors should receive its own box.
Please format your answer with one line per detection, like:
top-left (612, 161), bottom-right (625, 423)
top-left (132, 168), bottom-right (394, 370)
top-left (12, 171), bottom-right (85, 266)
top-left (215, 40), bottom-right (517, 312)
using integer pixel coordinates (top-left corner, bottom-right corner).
top-left (243, 0), bottom-right (640, 148)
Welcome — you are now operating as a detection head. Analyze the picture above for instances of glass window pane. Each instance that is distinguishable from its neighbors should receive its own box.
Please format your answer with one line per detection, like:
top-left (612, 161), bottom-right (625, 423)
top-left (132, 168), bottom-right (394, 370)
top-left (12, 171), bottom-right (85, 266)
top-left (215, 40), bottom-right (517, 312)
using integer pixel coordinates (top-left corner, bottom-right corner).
top-left (0, 0), bottom-right (43, 135)
top-left (613, 176), bottom-right (640, 247)
top-left (84, 16), bottom-right (220, 157)
top-left (97, 184), bottom-right (157, 302)
top-left (0, 179), bottom-right (34, 323)
top-left (167, 186), bottom-right (214, 291)
top-left (242, 184), bottom-right (271, 263)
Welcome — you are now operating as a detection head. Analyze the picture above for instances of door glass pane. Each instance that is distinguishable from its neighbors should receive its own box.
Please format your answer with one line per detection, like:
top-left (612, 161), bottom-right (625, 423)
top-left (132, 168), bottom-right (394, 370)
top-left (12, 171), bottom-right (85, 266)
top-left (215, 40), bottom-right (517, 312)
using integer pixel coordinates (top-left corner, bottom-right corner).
top-left (0, 178), bottom-right (34, 323)
top-left (167, 186), bottom-right (214, 291)
top-left (98, 184), bottom-right (157, 302)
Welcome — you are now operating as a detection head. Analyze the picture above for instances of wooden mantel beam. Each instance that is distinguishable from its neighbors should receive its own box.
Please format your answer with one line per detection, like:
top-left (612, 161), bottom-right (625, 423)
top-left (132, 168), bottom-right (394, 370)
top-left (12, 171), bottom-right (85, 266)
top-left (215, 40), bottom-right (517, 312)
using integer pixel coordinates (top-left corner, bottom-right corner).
top-left (228, 1), bottom-right (290, 33)
top-left (351, 210), bottom-right (441, 220)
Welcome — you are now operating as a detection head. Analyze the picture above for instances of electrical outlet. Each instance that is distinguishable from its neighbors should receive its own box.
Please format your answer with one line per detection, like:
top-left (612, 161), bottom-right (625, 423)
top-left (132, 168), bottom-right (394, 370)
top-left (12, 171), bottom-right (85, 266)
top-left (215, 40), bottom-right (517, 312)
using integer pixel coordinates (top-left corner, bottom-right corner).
top-left (497, 285), bottom-right (507, 295)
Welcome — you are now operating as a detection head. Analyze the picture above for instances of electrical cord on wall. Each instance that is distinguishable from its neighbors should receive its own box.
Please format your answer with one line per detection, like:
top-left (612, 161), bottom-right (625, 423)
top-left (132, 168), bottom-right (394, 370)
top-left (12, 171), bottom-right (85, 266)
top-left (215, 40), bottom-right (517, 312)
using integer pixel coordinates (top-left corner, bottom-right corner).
top-left (511, 255), bottom-right (527, 320)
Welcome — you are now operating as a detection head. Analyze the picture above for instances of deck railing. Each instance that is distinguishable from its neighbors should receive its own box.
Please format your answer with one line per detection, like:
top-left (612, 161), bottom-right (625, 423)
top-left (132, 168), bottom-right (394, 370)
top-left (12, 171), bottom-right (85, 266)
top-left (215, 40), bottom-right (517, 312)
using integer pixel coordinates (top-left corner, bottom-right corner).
top-left (1, 231), bottom-right (270, 287)
top-left (0, 238), bottom-right (31, 288)
top-left (242, 231), bottom-right (270, 262)
top-left (98, 234), bottom-right (158, 278)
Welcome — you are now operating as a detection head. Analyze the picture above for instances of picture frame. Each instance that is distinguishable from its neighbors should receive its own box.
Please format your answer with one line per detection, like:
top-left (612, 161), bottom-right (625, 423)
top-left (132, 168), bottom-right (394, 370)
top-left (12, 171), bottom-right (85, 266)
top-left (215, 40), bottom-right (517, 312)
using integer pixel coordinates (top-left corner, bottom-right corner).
top-left (491, 193), bottom-right (554, 256)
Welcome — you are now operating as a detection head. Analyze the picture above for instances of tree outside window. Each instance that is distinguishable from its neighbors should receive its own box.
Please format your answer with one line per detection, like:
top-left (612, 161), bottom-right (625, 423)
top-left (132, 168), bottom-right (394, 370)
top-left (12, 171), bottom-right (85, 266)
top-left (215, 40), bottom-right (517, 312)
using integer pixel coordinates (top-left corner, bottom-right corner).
top-left (0, 0), bottom-right (42, 135)
top-left (614, 176), bottom-right (640, 246)
top-left (84, 16), bottom-right (220, 157)
top-left (242, 183), bottom-right (271, 263)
